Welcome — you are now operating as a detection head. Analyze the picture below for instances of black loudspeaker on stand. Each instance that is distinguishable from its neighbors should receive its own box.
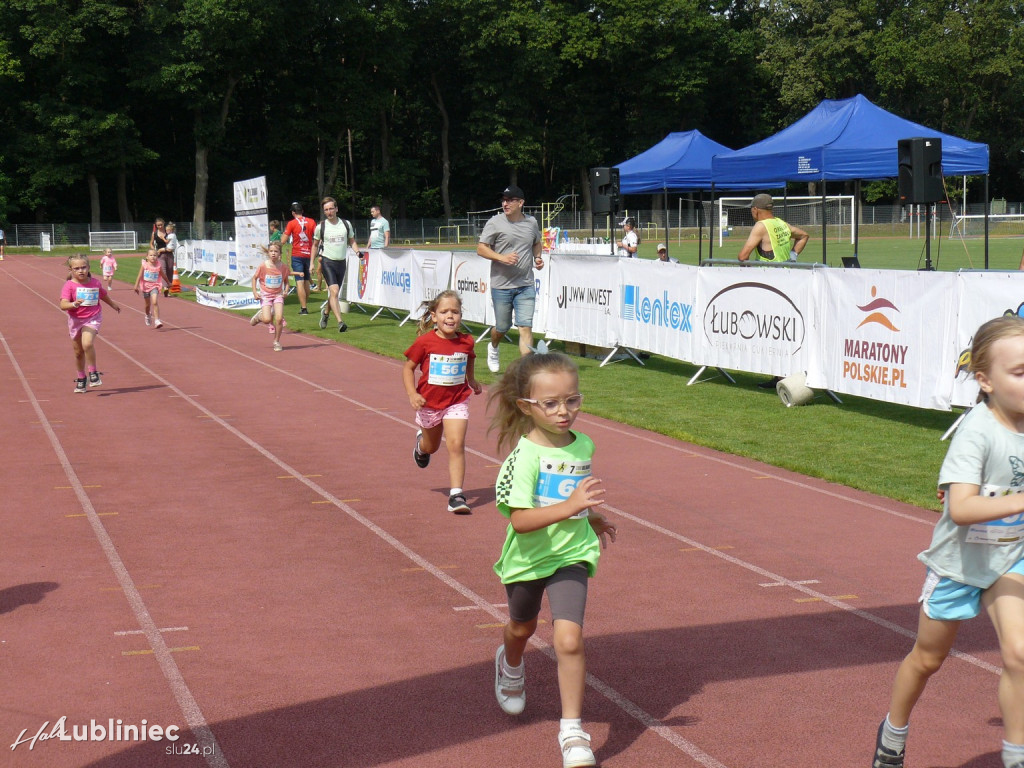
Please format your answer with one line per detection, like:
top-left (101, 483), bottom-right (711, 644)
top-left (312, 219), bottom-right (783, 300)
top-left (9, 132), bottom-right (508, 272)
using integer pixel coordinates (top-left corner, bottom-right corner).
top-left (898, 137), bottom-right (942, 270)
top-left (591, 167), bottom-right (619, 216)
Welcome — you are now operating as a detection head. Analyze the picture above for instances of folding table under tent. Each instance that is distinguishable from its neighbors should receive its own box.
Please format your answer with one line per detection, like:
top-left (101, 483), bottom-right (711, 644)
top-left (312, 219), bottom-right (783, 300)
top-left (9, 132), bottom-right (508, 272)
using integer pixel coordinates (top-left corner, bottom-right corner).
top-left (615, 130), bottom-right (774, 262)
top-left (709, 94), bottom-right (991, 265)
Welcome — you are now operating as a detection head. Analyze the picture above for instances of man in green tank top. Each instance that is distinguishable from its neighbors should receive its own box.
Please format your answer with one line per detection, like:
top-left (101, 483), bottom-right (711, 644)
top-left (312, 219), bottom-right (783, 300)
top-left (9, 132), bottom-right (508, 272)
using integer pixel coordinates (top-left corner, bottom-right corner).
top-left (737, 193), bottom-right (810, 263)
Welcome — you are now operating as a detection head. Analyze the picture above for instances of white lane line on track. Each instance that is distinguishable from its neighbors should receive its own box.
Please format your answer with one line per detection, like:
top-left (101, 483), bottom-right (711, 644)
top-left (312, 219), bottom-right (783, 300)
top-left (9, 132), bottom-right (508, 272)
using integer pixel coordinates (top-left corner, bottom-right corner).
top-left (0, 329), bottom-right (230, 768)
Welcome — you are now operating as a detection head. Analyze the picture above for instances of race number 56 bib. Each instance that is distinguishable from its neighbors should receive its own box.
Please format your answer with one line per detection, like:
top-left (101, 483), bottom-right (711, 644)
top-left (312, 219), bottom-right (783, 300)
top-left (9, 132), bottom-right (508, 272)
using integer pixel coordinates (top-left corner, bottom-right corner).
top-left (965, 484), bottom-right (1024, 544)
top-left (535, 457), bottom-right (592, 519)
top-left (427, 353), bottom-right (467, 386)
top-left (76, 286), bottom-right (100, 306)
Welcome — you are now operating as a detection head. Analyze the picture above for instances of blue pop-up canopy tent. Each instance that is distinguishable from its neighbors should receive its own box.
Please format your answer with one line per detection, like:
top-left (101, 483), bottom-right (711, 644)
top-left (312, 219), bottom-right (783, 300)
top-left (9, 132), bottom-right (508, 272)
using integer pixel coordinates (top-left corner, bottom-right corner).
top-left (711, 94), bottom-right (988, 184)
top-left (710, 94), bottom-right (991, 264)
top-left (617, 130), bottom-right (734, 193)
top-left (614, 130), bottom-right (776, 259)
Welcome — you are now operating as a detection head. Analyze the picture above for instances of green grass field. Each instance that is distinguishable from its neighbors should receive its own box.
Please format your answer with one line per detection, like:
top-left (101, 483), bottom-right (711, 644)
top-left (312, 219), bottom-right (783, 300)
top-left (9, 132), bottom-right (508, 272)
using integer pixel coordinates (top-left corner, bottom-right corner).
top-left (23, 235), bottom-right (1021, 512)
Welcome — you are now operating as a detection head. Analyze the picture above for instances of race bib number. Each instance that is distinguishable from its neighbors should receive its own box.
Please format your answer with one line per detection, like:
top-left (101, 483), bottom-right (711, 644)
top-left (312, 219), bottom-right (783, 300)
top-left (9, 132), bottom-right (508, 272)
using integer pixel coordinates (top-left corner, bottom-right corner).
top-left (535, 457), bottom-right (591, 518)
top-left (76, 286), bottom-right (99, 306)
top-left (144, 268), bottom-right (160, 282)
top-left (427, 353), bottom-right (467, 386)
top-left (102, 267), bottom-right (114, 277)
top-left (265, 273), bottom-right (283, 289)
top-left (965, 484), bottom-right (1024, 544)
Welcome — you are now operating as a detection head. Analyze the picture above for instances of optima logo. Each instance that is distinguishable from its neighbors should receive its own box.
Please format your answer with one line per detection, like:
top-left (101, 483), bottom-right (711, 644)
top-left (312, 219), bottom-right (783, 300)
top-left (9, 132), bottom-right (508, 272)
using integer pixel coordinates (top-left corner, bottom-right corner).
top-left (702, 282), bottom-right (805, 353)
top-left (381, 268), bottom-right (411, 293)
top-left (456, 277), bottom-right (486, 294)
top-left (621, 285), bottom-right (692, 332)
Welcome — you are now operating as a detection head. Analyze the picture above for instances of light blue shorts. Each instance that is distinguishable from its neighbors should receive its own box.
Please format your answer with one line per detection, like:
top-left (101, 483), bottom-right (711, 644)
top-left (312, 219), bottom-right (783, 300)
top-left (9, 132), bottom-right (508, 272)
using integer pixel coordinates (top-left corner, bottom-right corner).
top-left (491, 285), bottom-right (536, 333)
top-left (921, 559), bottom-right (1024, 621)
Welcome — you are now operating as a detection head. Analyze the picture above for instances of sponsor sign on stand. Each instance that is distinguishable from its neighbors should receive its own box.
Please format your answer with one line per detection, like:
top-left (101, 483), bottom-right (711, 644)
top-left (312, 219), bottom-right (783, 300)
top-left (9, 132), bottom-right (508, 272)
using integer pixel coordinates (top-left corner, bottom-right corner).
top-left (618, 259), bottom-right (696, 360)
top-left (544, 254), bottom-right (619, 345)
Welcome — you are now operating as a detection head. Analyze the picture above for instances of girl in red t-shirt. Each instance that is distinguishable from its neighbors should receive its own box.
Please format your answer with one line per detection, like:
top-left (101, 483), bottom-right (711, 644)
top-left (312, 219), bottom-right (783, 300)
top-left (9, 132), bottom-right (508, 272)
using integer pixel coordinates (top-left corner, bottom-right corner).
top-left (403, 290), bottom-right (482, 514)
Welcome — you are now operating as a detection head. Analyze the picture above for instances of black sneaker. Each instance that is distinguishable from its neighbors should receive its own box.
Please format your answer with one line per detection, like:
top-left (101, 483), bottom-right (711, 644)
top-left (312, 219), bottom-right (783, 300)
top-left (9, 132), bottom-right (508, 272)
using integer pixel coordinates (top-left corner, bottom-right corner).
top-left (88, 371), bottom-right (102, 388)
top-left (319, 309), bottom-right (328, 330)
top-left (447, 494), bottom-right (471, 514)
top-left (338, 320), bottom-right (348, 333)
top-left (74, 377), bottom-right (87, 394)
top-left (872, 720), bottom-right (905, 768)
top-left (299, 307), bottom-right (309, 315)
top-left (413, 430), bottom-right (430, 468)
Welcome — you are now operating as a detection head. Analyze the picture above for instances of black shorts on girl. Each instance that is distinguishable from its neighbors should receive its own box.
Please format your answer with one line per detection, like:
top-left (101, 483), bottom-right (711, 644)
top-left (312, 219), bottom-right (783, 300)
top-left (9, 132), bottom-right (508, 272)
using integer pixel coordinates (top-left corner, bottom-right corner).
top-left (505, 562), bottom-right (588, 627)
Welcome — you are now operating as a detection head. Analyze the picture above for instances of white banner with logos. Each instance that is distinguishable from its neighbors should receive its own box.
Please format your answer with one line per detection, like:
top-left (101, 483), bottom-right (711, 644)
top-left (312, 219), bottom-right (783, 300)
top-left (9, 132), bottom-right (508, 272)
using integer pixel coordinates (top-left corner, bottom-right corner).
top-left (618, 260), bottom-right (697, 361)
top-left (544, 254), bottom-right (621, 346)
top-left (695, 266), bottom-right (816, 378)
top-left (194, 286), bottom-right (260, 310)
top-left (232, 175), bottom-right (268, 285)
top-left (346, 249), bottom-right (453, 319)
top-left (810, 269), bottom-right (957, 410)
top-left (451, 252), bottom-right (494, 326)
top-left (950, 272), bottom-right (1024, 407)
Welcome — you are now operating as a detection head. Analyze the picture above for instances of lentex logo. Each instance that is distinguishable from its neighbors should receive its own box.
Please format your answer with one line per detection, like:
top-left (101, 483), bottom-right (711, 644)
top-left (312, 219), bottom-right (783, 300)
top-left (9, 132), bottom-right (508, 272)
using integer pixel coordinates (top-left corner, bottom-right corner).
top-left (621, 285), bottom-right (692, 332)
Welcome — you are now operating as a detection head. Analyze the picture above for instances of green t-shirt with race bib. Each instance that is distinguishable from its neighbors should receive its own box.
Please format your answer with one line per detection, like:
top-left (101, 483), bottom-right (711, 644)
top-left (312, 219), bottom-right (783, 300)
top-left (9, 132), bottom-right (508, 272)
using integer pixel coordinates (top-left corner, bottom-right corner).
top-left (493, 431), bottom-right (601, 584)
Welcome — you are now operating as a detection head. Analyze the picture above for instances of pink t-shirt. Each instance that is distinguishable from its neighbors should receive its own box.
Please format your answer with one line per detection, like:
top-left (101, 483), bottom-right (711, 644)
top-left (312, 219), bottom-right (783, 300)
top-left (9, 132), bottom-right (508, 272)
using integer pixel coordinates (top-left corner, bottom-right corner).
top-left (100, 254), bottom-right (117, 276)
top-left (61, 277), bottom-right (106, 321)
top-left (140, 260), bottom-right (163, 293)
top-left (253, 261), bottom-right (291, 296)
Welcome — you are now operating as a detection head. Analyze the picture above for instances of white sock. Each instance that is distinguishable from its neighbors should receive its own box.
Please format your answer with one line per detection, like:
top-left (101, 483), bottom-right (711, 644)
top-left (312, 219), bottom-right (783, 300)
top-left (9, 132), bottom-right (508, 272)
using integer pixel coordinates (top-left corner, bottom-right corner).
top-left (501, 657), bottom-right (523, 678)
top-left (560, 718), bottom-right (582, 734)
top-left (881, 714), bottom-right (909, 753)
top-left (1003, 740), bottom-right (1024, 767)
top-left (450, 487), bottom-right (463, 497)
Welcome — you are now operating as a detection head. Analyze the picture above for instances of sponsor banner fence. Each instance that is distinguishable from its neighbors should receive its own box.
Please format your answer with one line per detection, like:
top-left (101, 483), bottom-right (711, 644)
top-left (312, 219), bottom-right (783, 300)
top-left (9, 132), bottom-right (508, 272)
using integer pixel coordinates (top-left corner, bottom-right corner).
top-left (194, 286), bottom-right (259, 310)
top-left (451, 252), bottom-right (494, 326)
top-left (695, 266), bottom-right (815, 378)
top-left (950, 272), bottom-right (1024, 407)
top-left (346, 249), bottom-right (453, 320)
top-left (545, 254), bottom-right (620, 347)
top-left (618, 260), bottom-right (697, 361)
top-left (811, 269), bottom-right (956, 410)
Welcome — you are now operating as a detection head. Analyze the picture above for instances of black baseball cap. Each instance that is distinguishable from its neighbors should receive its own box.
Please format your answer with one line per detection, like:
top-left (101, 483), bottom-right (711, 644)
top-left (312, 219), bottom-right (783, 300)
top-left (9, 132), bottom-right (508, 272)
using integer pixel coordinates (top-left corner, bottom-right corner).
top-left (501, 184), bottom-right (525, 200)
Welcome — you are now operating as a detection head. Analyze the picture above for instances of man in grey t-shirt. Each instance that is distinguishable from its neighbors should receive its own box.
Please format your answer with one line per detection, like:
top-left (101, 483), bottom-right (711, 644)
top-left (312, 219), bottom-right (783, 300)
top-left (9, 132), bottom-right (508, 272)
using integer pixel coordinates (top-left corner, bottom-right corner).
top-left (477, 184), bottom-right (544, 373)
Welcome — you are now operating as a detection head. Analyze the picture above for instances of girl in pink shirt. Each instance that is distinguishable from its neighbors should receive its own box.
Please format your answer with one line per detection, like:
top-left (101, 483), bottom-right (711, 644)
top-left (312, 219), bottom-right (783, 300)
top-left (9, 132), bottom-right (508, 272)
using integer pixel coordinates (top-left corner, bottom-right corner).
top-left (59, 254), bottom-right (121, 393)
top-left (100, 248), bottom-right (117, 292)
top-left (250, 242), bottom-right (291, 352)
top-left (133, 249), bottom-right (165, 328)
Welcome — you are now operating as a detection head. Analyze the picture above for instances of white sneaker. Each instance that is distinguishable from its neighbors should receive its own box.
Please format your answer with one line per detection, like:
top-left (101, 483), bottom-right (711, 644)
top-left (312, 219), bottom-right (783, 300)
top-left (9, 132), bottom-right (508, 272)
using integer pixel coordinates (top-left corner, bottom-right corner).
top-left (145, 314), bottom-right (151, 326)
top-left (558, 726), bottom-right (596, 768)
top-left (487, 344), bottom-right (500, 373)
top-left (494, 645), bottom-right (525, 715)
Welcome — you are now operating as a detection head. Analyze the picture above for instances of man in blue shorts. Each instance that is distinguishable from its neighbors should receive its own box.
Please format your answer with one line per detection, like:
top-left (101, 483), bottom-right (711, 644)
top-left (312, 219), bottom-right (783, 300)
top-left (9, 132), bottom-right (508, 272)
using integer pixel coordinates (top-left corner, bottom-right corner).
top-left (282, 202), bottom-right (316, 314)
top-left (477, 184), bottom-right (544, 373)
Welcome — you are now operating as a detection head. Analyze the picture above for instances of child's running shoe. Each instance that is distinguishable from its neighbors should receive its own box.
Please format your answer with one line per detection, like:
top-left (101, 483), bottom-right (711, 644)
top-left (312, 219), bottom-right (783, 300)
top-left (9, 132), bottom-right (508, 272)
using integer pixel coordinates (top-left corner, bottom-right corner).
top-left (558, 726), bottom-right (595, 768)
top-left (872, 720), bottom-right (905, 768)
top-left (413, 430), bottom-right (430, 468)
top-left (250, 312), bottom-right (261, 326)
top-left (145, 313), bottom-right (152, 326)
top-left (154, 319), bottom-right (163, 329)
top-left (494, 645), bottom-right (525, 715)
top-left (87, 371), bottom-right (102, 388)
top-left (273, 341), bottom-right (282, 352)
top-left (447, 494), bottom-right (471, 514)
top-left (73, 377), bottom-right (87, 394)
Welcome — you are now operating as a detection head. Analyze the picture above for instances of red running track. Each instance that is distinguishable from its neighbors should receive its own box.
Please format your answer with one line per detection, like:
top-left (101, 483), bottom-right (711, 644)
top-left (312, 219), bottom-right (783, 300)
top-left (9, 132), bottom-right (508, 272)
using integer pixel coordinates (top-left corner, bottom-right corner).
top-left (0, 253), bottom-right (1006, 767)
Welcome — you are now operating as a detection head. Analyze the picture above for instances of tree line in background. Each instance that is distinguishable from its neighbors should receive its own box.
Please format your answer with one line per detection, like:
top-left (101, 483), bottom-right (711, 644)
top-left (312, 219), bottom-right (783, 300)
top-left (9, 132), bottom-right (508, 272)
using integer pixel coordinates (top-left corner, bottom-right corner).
top-left (0, 0), bottom-right (1022, 233)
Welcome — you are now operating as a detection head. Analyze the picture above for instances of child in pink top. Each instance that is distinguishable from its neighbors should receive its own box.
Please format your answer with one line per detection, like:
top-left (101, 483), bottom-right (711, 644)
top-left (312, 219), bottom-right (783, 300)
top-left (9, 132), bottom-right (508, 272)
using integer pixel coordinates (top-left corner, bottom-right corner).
top-left (100, 248), bottom-right (117, 292)
top-left (133, 249), bottom-right (165, 328)
top-left (250, 242), bottom-right (291, 352)
top-left (59, 254), bottom-right (121, 393)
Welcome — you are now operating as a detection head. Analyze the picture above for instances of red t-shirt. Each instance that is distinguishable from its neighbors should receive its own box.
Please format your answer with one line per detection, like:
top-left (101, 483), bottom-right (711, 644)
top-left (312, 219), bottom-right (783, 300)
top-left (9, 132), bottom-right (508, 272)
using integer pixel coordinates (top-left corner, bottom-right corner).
top-left (404, 331), bottom-right (476, 410)
top-left (283, 216), bottom-right (316, 258)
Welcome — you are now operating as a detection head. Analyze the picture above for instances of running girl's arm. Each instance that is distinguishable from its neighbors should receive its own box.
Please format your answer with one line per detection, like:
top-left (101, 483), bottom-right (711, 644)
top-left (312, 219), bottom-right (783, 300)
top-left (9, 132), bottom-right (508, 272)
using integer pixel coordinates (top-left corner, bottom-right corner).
top-left (59, 296), bottom-right (80, 311)
top-left (133, 262), bottom-right (144, 292)
top-left (100, 292), bottom-right (122, 313)
top-left (508, 476), bottom-right (604, 533)
top-left (466, 356), bottom-right (482, 395)
top-left (251, 272), bottom-right (260, 299)
top-left (403, 358), bottom-right (426, 410)
top-left (947, 482), bottom-right (1024, 525)
top-left (587, 509), bottom-right (617, 548)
